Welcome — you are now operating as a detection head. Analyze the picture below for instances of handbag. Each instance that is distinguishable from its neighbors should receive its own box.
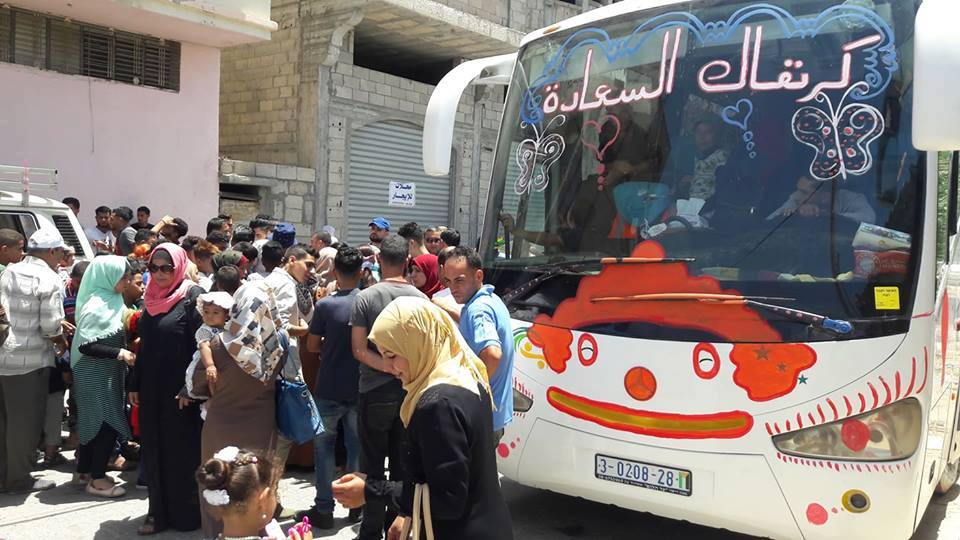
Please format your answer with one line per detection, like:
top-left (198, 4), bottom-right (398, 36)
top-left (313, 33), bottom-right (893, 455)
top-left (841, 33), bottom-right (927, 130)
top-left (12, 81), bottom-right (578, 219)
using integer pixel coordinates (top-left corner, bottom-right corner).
top-left (274, 332), bottom-right (324, 444)
top-left (399, 483), bottom-right (434, 540)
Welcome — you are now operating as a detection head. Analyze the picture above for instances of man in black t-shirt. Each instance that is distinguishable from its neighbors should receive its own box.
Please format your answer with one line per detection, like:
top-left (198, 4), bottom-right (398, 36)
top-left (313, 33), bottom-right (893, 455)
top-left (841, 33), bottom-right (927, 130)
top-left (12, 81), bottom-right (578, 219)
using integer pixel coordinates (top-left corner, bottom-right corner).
top-left (296, 246), bottom-right (364, 529)
top-left (349, 235), bottom-right (426, 540)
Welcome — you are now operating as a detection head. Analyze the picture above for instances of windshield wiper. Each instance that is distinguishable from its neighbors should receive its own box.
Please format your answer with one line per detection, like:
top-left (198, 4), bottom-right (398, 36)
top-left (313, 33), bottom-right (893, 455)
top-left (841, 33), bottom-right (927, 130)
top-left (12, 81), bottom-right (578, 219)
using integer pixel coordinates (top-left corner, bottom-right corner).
top-left (521, 256), bottom-right (695, 272)
top-left (502, 257), bottom-right (695, 304)
top-left (591, 293), bottom-right (853, 335)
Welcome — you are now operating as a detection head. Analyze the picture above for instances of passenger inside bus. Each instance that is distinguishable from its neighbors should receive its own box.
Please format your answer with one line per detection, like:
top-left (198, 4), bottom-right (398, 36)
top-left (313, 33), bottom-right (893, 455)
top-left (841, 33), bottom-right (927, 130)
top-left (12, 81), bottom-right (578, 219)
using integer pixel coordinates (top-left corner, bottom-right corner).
top-left (672, 119), bottom-right (729, 201)
top-left (767, 176), bottom-right (877, 224)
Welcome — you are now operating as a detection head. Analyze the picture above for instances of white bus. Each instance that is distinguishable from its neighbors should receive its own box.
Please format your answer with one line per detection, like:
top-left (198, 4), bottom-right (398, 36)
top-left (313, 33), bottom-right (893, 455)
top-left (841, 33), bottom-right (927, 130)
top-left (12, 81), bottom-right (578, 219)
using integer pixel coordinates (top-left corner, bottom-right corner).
top-left (422, 0), bottom-right (960, 538)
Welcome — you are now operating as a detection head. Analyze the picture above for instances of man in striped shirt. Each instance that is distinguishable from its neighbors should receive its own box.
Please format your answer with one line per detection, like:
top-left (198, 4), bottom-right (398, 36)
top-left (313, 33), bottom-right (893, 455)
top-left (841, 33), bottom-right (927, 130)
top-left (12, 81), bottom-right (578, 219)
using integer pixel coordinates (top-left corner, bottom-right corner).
top-left (0, 229), bottom-right (68, 492)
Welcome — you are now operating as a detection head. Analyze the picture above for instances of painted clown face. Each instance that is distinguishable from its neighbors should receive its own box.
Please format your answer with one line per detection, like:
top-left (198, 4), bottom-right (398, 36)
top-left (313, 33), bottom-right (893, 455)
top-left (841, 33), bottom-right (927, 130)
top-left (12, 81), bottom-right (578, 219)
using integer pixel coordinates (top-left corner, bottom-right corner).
top-left (512, 241), bottom-right (824, 440)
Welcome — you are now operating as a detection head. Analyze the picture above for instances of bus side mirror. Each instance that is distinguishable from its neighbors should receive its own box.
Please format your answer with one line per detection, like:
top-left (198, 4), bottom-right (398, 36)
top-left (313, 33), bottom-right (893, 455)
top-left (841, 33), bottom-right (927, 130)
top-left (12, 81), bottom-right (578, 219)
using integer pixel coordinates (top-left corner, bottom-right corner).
top-left (423, 53), bottom-right (515, 177)
top-left (913, 0), bottom-right (960, 150)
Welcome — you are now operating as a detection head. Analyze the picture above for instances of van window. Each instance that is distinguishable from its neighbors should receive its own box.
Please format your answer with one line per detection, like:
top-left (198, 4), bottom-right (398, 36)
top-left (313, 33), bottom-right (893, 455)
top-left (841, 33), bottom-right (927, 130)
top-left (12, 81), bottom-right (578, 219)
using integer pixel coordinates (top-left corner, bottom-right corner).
top-left (0, 212), bottom-right (38, 238)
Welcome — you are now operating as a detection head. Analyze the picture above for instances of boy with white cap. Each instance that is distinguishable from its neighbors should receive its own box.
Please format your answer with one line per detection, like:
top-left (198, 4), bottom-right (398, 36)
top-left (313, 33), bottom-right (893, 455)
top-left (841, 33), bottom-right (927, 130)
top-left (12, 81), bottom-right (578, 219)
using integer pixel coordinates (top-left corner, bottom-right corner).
top-left (0, 229), bottom-right (68, 492)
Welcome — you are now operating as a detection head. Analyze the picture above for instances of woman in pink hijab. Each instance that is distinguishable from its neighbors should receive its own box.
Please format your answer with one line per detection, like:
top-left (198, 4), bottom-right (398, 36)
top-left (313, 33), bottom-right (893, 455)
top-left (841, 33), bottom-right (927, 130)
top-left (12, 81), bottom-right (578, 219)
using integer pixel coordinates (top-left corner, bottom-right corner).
top-left (129, 243), bottom-right (205, 535)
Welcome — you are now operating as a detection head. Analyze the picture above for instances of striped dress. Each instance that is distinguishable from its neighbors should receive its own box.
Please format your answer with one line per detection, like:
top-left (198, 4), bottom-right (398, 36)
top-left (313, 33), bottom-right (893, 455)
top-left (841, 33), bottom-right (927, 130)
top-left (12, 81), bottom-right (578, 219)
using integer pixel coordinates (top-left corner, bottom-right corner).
top-left (73, 330), bottom-right (132, 445)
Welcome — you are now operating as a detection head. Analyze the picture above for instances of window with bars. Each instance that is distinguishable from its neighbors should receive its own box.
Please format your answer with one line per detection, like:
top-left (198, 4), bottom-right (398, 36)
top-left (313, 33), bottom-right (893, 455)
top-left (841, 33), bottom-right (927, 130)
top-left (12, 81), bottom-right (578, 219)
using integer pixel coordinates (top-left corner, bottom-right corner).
top-left (0, 6), bottom-right (180, 91)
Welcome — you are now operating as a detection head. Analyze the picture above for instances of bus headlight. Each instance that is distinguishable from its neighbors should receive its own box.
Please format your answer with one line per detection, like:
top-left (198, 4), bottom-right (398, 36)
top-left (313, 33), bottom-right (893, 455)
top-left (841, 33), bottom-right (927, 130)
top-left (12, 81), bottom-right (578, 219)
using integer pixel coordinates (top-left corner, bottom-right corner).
top-left (772, 398), bottom-right (922, 461)
top-left (513, 388), bottom-right (533, 413)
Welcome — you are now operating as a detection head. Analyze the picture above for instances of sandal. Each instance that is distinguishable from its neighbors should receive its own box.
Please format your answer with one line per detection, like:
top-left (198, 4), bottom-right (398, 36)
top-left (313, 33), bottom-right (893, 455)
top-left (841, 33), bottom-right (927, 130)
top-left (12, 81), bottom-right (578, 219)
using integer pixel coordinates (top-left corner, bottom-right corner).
top-left (86, 481), bottom-right (126, 498)
top-left (137, 516), bottom-right (164, 536)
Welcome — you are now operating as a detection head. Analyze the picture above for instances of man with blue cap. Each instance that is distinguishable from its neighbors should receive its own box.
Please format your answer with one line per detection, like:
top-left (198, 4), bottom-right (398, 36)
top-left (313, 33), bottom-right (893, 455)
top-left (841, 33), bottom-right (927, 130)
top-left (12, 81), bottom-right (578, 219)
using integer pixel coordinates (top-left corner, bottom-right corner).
top-left (368, 217), bottom-right (390, 250)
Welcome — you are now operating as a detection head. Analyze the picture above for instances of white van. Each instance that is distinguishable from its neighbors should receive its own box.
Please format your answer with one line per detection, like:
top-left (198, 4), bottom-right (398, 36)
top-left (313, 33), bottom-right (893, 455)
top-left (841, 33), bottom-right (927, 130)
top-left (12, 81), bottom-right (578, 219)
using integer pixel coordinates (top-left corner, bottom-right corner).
top-left (0, 165), bottom-right (92, 259)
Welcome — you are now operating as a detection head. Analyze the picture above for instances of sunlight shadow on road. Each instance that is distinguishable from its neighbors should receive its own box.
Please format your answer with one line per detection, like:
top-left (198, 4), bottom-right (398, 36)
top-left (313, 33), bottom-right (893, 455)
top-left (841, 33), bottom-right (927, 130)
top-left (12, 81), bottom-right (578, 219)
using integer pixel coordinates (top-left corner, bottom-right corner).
top-left (913, 484), bottom-right (960, 540)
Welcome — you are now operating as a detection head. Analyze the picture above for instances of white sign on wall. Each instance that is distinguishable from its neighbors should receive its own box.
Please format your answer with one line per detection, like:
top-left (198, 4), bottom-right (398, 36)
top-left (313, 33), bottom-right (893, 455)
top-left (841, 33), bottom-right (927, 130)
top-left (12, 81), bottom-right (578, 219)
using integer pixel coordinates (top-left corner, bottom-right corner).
top-left (388, 181), bottom-right (416, 208)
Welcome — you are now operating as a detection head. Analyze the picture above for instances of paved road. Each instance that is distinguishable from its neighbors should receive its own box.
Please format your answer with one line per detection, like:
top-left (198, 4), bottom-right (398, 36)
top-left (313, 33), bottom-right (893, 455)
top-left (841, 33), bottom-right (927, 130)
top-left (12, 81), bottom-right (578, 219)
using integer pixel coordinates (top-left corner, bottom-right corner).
top-left (1, 454), bottom-right (958, 539)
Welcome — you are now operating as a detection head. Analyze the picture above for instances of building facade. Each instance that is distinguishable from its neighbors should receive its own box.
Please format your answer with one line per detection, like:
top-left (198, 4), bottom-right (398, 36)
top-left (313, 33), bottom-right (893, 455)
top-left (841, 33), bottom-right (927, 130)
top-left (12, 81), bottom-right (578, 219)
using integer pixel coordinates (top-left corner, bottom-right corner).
top-left (0, 0), bottom-right (274, 231)
top-left (219, 0), bottom-right (609, 244)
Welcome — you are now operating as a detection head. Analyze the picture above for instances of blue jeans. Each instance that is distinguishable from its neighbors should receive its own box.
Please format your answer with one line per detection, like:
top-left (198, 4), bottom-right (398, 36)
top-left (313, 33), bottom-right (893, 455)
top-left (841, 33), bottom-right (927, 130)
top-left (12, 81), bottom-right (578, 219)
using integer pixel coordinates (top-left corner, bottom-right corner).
top-left (313, 398), bottom-right (360, 513)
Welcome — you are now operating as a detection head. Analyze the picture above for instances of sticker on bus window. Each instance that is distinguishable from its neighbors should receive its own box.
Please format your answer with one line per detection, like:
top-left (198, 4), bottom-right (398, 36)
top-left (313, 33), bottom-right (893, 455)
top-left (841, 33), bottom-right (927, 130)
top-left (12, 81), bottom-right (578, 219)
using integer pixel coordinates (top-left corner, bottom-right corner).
top-left (874, 287), bottom-right (900, 310)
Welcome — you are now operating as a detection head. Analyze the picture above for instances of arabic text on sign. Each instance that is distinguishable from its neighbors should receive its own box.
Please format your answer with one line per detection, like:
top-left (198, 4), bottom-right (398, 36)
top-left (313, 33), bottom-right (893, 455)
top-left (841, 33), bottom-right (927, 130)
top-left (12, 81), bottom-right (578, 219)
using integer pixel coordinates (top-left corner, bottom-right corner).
top-left (539, 26), bottom-right (883, 117)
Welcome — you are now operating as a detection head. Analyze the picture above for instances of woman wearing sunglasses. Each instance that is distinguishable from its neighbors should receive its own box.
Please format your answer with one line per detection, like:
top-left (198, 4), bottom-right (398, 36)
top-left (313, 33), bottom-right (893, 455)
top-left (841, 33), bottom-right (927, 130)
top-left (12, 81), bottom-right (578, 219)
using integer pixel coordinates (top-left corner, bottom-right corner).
top-left (129, 243), bottom-right (205, 535)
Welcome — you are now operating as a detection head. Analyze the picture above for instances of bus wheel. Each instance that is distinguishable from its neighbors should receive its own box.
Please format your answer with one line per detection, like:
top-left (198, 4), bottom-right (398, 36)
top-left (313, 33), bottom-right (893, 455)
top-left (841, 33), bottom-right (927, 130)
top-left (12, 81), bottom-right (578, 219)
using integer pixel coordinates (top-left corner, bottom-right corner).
top-left (935, 460), bottom-right (960, 495)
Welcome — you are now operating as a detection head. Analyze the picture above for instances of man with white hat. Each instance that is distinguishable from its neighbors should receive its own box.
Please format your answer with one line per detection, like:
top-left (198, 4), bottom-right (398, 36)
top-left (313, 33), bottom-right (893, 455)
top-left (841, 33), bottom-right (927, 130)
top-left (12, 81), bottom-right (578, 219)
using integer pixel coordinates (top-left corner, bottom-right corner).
top-left (0, 229), bottom-right (68, 492)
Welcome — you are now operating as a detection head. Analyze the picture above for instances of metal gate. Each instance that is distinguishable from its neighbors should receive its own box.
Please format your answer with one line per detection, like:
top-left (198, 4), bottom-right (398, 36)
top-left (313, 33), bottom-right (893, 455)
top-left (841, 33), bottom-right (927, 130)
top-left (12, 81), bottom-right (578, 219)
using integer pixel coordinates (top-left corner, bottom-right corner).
top-left (346, 121), bottom-right (451, 245)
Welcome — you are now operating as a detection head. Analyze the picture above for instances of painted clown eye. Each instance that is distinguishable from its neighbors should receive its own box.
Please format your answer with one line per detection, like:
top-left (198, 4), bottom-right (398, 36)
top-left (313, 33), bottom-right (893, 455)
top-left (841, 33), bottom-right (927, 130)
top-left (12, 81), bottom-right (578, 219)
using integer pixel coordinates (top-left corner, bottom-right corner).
top-left (693, 343), bottom-right (720, 380)
top-left (577, 333), bottom-right (598, 366)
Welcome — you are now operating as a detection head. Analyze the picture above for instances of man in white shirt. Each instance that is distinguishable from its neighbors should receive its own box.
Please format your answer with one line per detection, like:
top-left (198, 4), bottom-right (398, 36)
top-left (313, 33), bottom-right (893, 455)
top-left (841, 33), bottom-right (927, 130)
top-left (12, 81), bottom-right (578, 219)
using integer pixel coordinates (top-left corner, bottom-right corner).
top-left (263, 244), bottom-right (315, 517)
top-left (84, 206), bottom-right (115, 253)
top-left (0, 229), bottom-right (67, 492)
top-left (767, 176), bottom-right (877, 224)
top-left (310, 231), bottom-right (338, 287)
top-left (265, 245), bottom-right (315, 374)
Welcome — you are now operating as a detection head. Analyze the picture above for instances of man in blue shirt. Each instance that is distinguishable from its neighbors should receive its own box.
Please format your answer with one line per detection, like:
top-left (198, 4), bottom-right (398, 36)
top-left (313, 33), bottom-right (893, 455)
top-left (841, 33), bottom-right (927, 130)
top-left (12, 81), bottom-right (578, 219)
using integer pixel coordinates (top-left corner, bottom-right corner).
top-left (441, 246), bottom-right (514, 440)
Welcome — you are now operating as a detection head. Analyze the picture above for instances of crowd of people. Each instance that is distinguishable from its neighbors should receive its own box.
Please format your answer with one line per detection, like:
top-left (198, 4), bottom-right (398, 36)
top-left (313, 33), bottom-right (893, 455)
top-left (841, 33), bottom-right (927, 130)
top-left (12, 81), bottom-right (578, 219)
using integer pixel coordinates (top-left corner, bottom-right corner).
top-left (0, 198), bottom-right (516, 540)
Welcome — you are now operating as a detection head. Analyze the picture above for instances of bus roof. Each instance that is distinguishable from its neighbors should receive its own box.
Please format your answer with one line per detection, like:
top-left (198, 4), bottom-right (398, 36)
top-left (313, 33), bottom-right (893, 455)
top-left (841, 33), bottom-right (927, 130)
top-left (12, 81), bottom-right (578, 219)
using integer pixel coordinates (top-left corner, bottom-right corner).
top-left (521, 0), bottom-right (689, 47)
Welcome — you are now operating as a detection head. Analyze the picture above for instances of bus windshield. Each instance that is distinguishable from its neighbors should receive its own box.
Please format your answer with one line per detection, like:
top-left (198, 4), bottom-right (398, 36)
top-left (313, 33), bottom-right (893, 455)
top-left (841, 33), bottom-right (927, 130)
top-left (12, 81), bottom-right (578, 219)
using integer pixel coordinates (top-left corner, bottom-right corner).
top-left (484, 0), bottom-right (922, 340)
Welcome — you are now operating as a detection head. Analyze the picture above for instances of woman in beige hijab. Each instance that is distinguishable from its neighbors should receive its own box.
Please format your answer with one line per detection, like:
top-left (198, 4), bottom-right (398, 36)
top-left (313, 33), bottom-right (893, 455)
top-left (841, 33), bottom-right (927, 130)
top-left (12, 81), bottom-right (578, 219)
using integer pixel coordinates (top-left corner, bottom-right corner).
top-left (332, 297), bottom-right (513, 540)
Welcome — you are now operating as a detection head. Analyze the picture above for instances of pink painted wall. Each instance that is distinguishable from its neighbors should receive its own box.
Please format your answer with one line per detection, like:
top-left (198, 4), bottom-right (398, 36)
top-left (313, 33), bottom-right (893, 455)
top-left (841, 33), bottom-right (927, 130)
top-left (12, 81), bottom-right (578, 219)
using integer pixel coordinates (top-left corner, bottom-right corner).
top-left (0, 42), bottom-right (221, 232)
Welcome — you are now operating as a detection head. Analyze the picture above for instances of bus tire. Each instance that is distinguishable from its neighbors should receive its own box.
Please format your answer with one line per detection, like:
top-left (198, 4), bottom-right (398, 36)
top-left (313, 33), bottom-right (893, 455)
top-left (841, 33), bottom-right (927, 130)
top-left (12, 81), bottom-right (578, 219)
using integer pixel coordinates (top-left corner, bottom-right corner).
top-left (935, 460), bottom-right (959, 495)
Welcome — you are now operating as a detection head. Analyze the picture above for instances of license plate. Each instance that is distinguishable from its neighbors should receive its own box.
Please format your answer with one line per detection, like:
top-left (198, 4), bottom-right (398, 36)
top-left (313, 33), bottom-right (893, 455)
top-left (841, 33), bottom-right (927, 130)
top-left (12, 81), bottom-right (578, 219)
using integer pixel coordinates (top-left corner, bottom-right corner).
top-left (595, 454), bottom-right (692, 496)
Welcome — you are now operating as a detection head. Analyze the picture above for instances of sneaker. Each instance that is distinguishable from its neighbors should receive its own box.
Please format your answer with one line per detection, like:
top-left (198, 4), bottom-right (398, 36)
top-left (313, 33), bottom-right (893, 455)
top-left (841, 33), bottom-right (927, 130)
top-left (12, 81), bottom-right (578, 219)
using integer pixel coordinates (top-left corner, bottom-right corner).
top-left (295, 507), bottom-right (334, 529)
top-left (31, 478), bottom-right (56, 491)
top-left (6, 477), bottom-right (56, 493)
top-left (274, 503), bottom-right (297, 521)
top-left (347, 507), bottom-right (362, 524)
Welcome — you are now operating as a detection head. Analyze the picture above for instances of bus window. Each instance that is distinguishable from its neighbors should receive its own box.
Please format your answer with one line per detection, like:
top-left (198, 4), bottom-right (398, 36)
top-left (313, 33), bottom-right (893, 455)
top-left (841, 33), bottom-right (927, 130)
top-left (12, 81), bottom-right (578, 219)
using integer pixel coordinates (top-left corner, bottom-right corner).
top-left (483, 0), bottom-right (924, 340)
top-left (936, 151), bottom-right (960, 289)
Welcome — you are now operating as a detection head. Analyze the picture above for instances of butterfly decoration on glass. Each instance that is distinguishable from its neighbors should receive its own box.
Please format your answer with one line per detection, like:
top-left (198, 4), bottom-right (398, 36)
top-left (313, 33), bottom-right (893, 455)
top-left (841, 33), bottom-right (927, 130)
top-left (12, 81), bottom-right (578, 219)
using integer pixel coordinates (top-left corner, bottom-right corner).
top-left (791, 81), bottom-right (884, 182)
top-left (515, 114), bottom-right (567, 196)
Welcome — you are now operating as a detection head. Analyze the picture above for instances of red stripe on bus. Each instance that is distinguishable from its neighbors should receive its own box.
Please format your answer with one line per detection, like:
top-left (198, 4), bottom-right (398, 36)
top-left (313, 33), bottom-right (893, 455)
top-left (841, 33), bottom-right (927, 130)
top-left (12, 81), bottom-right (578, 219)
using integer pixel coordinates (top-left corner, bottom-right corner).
top-left (826, 398), bottom-right (838, 421)
top-left (916, 348), bottom-right (929, 394)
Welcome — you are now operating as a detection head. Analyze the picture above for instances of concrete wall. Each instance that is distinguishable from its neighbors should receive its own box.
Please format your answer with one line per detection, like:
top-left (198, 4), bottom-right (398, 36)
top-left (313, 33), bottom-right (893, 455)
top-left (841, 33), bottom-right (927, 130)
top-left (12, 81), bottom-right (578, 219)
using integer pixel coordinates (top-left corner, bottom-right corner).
top-left (220, 158), bottom-right (317, 239)
top-left (219, 0), bottom-right (302, 166)
top-left (0, 42), bottom-right (221, 232)
top-left (219, 0), bottom-right (603, 168)
top-left (322, 62), bottom-right (503, 242)
top-left (438, 0), bottom-right (602, 30)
